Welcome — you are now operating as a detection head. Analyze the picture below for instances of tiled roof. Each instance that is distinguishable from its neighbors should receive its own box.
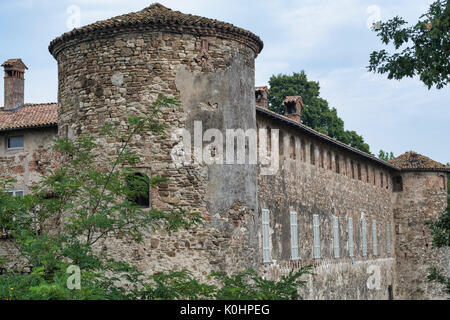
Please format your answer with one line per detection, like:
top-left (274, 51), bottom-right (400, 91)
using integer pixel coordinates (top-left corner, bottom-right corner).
top-left (255, 86), bottom-right (269, 93)
top-left (256, 106), bottom-right (399, 170)
top-left (389, 151), bottom-right (450, 172)
top-left (0, 103), bottom-right (58, 131)
top-left (49, 3), bottom-right (264, 58)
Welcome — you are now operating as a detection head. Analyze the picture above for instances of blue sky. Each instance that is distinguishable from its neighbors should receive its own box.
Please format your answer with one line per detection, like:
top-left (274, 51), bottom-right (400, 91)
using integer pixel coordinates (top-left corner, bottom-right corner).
top-left (1, 0), bottom-right (449, 163)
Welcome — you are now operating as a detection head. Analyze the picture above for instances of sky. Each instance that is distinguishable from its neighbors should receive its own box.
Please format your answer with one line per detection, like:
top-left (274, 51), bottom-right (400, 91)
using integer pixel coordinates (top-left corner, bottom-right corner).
top-left (0, 0), bottom-right (449, 163)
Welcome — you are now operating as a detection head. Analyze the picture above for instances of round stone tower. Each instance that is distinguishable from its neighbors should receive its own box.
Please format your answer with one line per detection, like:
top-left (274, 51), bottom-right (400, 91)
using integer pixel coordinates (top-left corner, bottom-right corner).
top-left (48, 3), bottom-right (264, 275)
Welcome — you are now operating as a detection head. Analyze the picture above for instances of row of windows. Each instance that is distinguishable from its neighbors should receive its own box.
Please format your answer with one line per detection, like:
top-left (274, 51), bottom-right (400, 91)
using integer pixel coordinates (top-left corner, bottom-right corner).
top-left (271, 130), bottom-right (390, 190)
top-left (261, 209), bottom-right (391, 263)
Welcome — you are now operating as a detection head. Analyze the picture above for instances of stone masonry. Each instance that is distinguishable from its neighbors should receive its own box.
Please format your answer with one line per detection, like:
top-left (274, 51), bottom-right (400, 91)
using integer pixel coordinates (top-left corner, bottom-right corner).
top-left (0, 3), bottom-right (449, 299)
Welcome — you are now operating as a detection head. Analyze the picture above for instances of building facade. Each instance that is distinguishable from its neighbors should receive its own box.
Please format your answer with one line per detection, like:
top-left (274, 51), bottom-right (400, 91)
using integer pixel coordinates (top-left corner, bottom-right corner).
top-left (0, 3), bottom-right (449, 299)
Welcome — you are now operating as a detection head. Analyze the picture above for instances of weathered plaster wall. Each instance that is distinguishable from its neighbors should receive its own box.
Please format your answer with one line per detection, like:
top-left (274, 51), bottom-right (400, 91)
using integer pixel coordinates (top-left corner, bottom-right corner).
top-left (0, 128), bottom-right (57, 192)
top-left (393, 172), bottom-right (448, 299)
top-left (257, 114), bottom-right (397, 300)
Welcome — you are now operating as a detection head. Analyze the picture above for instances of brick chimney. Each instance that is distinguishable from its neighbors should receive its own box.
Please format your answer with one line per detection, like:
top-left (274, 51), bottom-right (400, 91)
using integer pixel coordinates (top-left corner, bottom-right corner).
top-left (255, 86), bottom-right (269, 109)
top-left (2, 59), bottom-right (28, 110)
top-left (283, 96), bottom-right (303, 123)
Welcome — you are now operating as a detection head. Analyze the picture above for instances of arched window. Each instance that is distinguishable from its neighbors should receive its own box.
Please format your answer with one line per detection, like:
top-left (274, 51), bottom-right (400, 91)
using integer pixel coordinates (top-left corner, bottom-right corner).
top-left (127, 173), bottom-right (150, 208)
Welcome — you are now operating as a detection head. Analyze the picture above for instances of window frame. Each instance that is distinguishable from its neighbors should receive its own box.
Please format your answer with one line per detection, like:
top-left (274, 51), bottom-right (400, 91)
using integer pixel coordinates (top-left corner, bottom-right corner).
top-left (6, 135), bottom-right (25, 150)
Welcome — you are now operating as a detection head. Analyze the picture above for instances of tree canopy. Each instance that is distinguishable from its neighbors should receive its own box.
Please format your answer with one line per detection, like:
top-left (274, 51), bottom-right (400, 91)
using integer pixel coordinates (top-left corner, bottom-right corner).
top-left (268, 71), bottom-right (371, 154)
top-left (378, 150), bottom-right (395, 161)
top-left (368, 0), bottom-right (450, 89)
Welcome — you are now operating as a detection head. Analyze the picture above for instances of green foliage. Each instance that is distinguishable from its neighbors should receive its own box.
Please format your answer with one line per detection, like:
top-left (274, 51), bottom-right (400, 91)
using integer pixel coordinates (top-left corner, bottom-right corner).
top-left (268, 71), bottom-right (371, 153)
top-left (368, 0), bottom-right (450, 89)
top-left (0, 94), bottom-right (311, 300)
top-left (212, 267), bottom-right (313, 300)
top-left (378, 150), bottom-right (395, 161)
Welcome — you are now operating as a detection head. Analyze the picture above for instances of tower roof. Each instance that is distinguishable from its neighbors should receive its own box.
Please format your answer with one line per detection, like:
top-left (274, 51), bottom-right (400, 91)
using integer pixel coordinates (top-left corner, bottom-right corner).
top-left (49, 3), bottom-right (263, 58)
top-left (389, 151), bottom-right (450, 172)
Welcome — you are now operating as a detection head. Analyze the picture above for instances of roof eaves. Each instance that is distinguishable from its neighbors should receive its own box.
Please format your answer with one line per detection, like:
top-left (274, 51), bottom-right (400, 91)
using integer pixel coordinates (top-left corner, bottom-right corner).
top-left (256, 106), bottom-right (399, 171)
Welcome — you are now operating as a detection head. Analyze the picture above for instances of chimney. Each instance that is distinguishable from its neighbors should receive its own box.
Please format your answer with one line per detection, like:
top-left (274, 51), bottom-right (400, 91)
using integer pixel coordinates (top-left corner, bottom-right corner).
top-left (255, 86), bottom-right (269, 109)
top-left (283, 96), bottom-right (303, 123)
top-left (2, 59), bottom-right (28, 110)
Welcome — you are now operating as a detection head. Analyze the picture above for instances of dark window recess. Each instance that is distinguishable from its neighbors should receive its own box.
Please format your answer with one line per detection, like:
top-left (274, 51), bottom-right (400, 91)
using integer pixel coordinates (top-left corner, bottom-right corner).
top-left (393, 176), bottom-right (403, 192)
top-left (310, 144), bottom-right (315, 165)
top-left (7, 136), bottom-right (24, 149)
top-left (286, 102), bottom-right (296, 114)
top-left (127, 173), bottom-right (150, 208)
top-left (388, 285), bottom-right (394, 300)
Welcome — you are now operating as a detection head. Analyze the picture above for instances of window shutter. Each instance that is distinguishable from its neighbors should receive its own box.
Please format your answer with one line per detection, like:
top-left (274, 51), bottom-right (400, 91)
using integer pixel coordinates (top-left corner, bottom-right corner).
top-left (290, 211), bottom-right (299, 260)
top-left (262, 209), bottom-right (270, 263)
top-left (333, 216), bottom-right (340, 259)
top-left (373, 220), bottom-right (378, 256)
top-left (348, 218), bottom-right (354, 258)
top-left (313, 214), bottom-right (320, 259)
top-left (362, 218), bottom-right (367, 257)
top-left (386, 222), bottom-right (391, 255)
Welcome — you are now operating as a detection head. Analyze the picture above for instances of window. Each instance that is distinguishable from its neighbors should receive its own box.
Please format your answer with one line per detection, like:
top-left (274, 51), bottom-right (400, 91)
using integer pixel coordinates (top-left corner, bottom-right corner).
top-left (380, 172), bottom-right (384, 188)
top-left (262, 209), bottom-right (271, 263)
top-left (393, 176), bottom-right (403, 192)
top-left (361, 218), bottom-right (367, 257)
top-left (313, 214), bottom-right (320, 259)
top-left (366, 164), bottom-right (369, 183)
top-left (333, 216), bottom-right (340, 259)
top-left (348, 218), bottom-right (354, 258)
top-left (127, 173), bottom-right (150, 208)
top-left (290, 211), bottom-right (299, 260)
top-left (7, 136), bottom-right (24, 150)
top-left (8, 190), bottom-right (24, 198)
top-left (267, 128), bottom-right (272, 156)
top-left (372, 220), bottom-right (378, 256)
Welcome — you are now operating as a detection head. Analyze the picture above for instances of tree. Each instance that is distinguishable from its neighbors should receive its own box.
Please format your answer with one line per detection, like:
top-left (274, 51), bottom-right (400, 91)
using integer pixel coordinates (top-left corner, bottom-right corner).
top-left (268, 71), bottom-right (371, 153)
top-left (0, 94), bottom-right (311, 300)
top-left (378, 150), bottom-right (395, 161)
top-left (368, 0), bottom-right (450, 89)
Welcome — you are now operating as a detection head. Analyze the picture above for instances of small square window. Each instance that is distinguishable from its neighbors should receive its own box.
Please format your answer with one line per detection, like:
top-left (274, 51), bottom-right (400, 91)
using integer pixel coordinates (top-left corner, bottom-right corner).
top-left (7, 136), bottom-right (24, 150)
top-left (8, 190), bottom-right (24, 198)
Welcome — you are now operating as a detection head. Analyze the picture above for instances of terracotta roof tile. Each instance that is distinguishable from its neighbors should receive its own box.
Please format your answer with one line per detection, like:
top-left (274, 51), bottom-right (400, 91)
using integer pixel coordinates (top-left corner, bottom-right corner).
top-left (0, 103), bottom-right (58, 131)
top-left (389, 151), bottom-right (450, 172)
top-left (1, 58), bottom-right (28, 70)
top-left (49, 3), bottom-right (263, 58)
top-left (283, 96), bottom-right (304, 105)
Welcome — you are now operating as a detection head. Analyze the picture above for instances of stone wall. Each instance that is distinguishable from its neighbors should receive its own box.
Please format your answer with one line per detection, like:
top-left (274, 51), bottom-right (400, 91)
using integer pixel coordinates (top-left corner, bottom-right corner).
top-left (393, 171), bottom-right (448, 299)
top-left (54, 30), bottom-right (260, 279)
top-left (256, 113), bottom-right (397, 300)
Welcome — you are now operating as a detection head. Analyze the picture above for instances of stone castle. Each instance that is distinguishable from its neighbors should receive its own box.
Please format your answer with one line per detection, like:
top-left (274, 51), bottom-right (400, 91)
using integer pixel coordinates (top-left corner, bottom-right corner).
top-left (1, 3), bottom-right (449, 299)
